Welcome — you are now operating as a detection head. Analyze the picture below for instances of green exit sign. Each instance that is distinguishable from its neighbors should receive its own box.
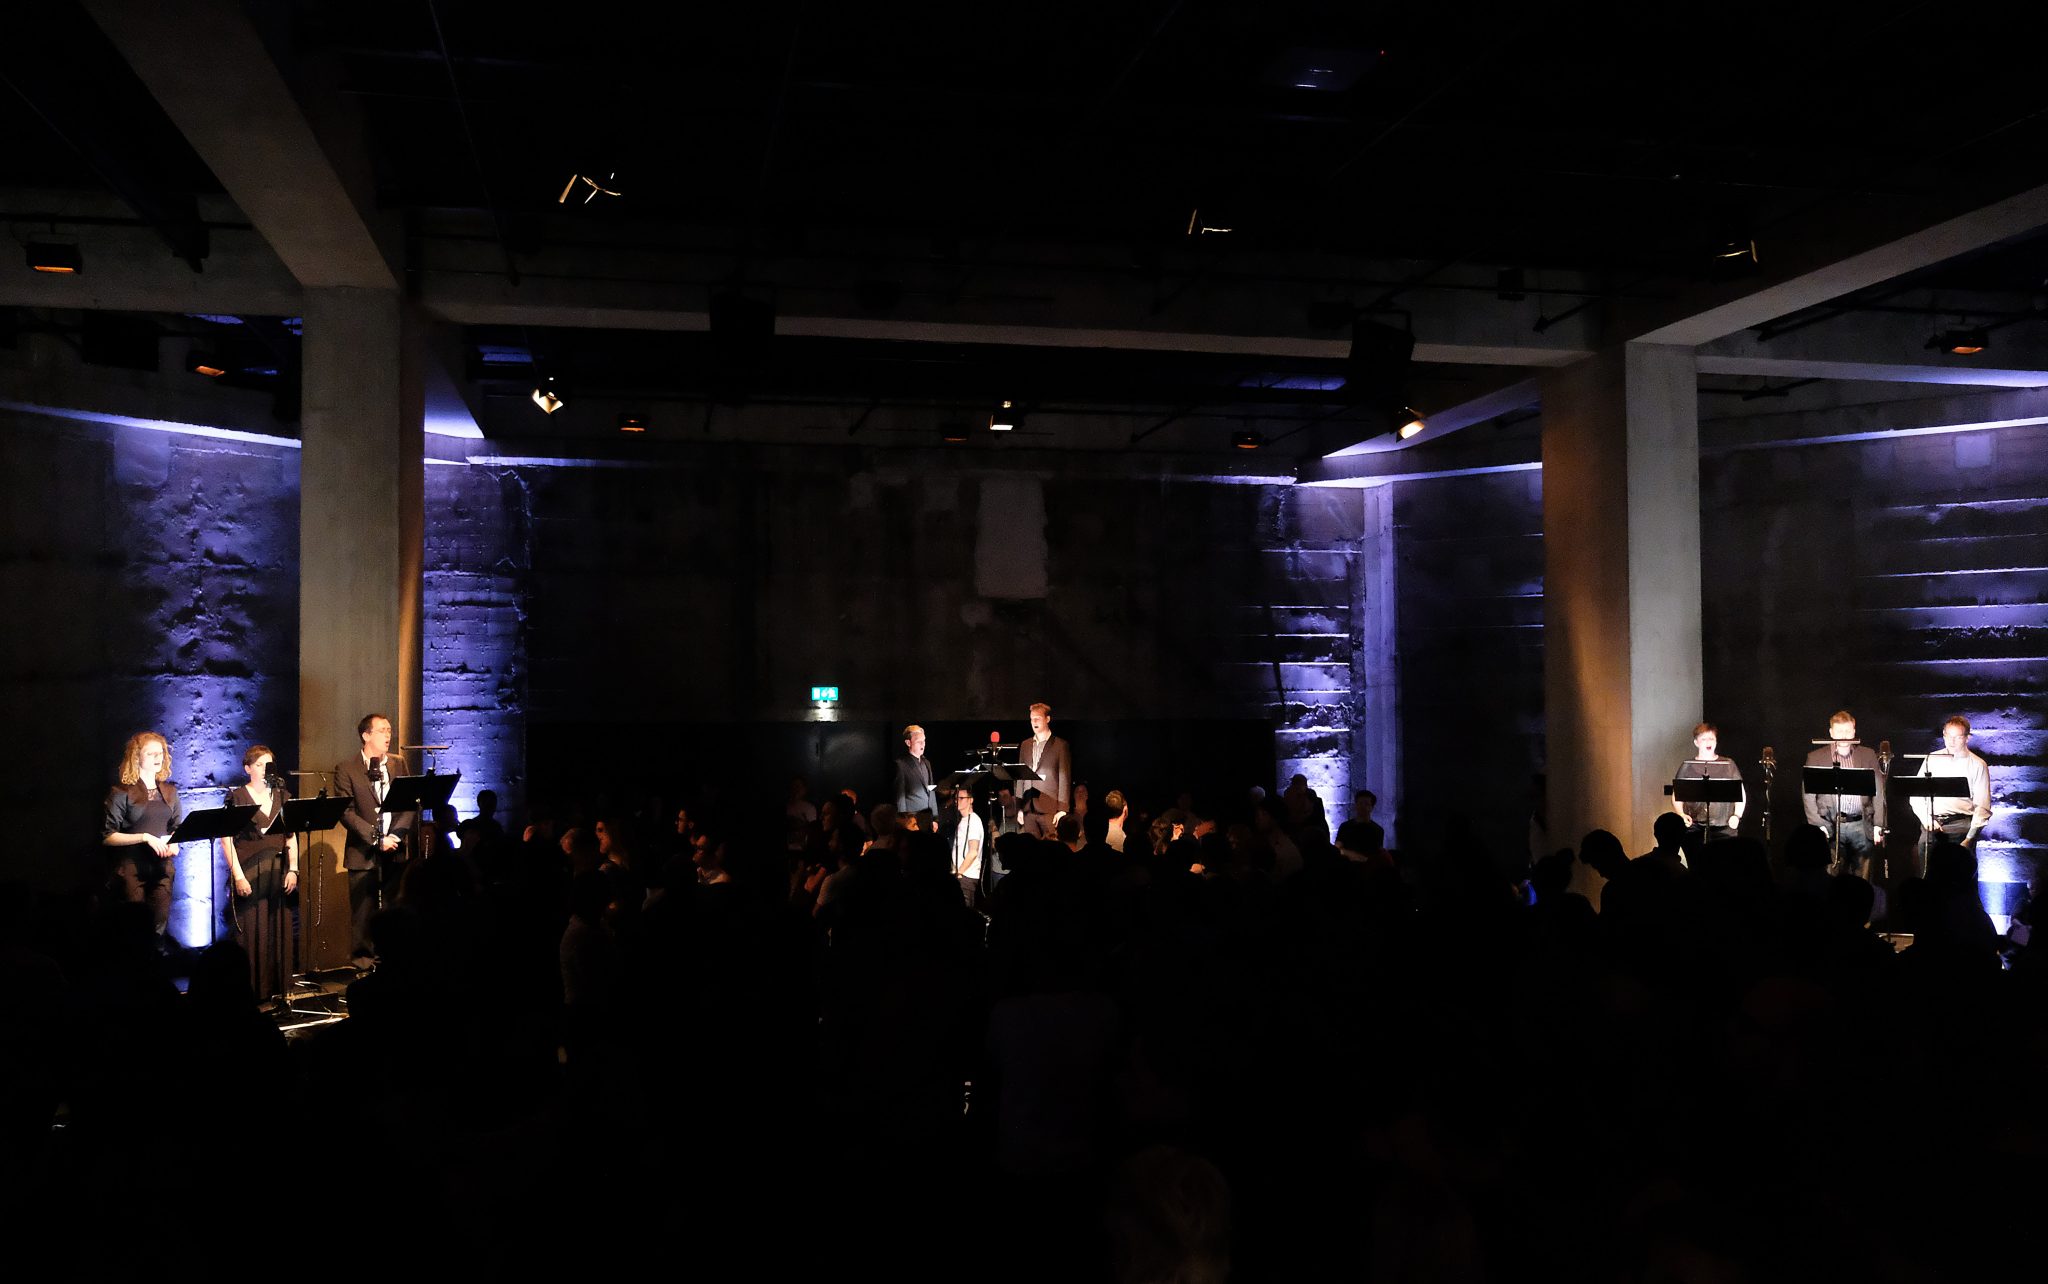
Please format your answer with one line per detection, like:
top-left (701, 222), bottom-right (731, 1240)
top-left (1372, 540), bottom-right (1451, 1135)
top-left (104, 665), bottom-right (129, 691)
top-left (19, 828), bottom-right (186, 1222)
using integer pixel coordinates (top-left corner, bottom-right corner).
top-left (810, 686), bottom-right (840, 703)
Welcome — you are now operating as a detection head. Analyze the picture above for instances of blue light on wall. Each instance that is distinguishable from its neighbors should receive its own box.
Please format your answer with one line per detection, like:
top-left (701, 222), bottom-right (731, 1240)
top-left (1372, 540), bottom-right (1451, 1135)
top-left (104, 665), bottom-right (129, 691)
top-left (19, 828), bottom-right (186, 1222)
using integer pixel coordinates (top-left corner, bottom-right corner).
top-left (423, 465), bottom-right (528, 823)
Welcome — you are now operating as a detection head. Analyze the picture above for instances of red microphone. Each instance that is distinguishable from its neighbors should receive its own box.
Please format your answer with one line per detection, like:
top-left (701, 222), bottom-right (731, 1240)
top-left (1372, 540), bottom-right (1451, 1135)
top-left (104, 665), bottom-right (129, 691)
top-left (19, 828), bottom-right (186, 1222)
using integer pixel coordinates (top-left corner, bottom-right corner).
top-left (988, 730), bottom-right (999, 743)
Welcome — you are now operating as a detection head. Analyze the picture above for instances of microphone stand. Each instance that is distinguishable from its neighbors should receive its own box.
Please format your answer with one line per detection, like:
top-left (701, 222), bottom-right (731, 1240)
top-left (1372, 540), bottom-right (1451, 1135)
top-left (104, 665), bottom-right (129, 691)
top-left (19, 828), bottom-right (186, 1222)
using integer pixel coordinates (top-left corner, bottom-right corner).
top-left (1758, 750), bottom-right (1776, 845)
top-left (1812, 738), bottom-right (1860, 876)
top-left (278, 768), bottom-right (344, 1021)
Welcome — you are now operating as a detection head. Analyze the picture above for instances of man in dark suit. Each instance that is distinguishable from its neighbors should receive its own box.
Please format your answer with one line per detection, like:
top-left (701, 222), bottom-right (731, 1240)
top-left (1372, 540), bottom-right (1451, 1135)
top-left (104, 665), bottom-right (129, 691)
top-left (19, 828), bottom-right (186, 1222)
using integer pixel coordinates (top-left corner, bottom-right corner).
top-left (893, 723), bottom-right (938, 823)
top-left (1014, 701), bottom-right (1071, 839)
top-left (335, 712), bottom-right (412, 965)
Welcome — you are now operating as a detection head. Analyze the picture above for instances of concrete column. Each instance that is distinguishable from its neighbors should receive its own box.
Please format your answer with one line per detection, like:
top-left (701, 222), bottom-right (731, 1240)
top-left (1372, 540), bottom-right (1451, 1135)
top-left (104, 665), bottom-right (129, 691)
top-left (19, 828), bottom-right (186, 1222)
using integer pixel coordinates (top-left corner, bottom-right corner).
top-left (297, 288), bottom-right (423, 965)
top-left (1355, 484), bottom-right (1401, 849)
top-left (1540, 342), bottom-right (1703, 853)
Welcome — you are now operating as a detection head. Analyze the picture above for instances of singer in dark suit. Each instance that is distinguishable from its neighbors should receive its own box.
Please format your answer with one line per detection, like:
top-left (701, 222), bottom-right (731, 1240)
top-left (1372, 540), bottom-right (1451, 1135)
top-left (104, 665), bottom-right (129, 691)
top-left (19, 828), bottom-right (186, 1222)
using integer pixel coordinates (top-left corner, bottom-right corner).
top-left (894, 724), bottom-right (938, 821)
top-left (334, 712), bottom-right (411, 963)
top-left (1014, 702), bottom-right (1072, 839)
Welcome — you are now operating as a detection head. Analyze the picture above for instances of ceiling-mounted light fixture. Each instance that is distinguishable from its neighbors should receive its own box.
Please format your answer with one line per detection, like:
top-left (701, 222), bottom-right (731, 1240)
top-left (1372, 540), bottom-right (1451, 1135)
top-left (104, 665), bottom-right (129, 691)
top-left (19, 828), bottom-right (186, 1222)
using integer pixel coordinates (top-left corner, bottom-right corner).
top-left (941, 423), bottom-right (970, 444)
top-left (531, 376), bottom-right (565, 415)
top-left (1929, 327), bottom-right (1988, 356)
top-left (558, 171), bottom-right (623, 205)
top-left (989, 399), bottom-right (1021, 432)
top-left (1231, 430), bottom-right (1263, 451)
top-left (1717, 239), bottom-right (1758, 263)
top-left (187, 351), bottom-right (227, 378)
top-left (617, 411), bottom-right (648, 432)
top-left (1397, 407), bottom-right (1426, 440)
top-left (26, 243), bottom-right (81, 274)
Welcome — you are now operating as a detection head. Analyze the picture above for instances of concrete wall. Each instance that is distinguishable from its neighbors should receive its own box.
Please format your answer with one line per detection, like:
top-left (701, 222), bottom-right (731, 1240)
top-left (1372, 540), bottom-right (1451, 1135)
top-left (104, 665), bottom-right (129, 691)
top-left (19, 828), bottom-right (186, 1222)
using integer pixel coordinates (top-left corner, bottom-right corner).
top-left (464, 450), bottom-right (1370, 818)
top-left (1389, 468), bottom-right (1547, 863)
top-left (0, 409), bottom-right (299, 937)
top-left (1702, 423), bottom-right (2048, 900)
top-left (422, 462), bottom-right (530, 820)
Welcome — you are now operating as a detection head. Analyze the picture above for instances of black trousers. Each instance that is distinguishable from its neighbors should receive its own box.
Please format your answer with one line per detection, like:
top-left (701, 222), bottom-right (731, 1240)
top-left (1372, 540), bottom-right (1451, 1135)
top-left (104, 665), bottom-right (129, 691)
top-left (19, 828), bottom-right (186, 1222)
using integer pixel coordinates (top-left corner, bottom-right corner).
top-left (1680, 822), bottom-right (1738, 864)
top-left (347, 860), bottom-right (396, 958)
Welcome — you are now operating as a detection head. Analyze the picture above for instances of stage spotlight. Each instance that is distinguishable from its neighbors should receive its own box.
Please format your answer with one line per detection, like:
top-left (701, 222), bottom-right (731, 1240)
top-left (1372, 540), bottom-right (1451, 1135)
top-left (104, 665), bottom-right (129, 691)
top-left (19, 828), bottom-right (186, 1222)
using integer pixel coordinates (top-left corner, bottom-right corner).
top-left (1232, 430), bottom-right (1263, 451)
top-left (1930, 328), bottom-right (1988, 356)
top-left (989, 399), bottom-right (1021, 432)
top-left (941, 423), bottom-right (970, 444)
top-left (1717, 239), bottom-right (1758, 262)
top-left (617, 412), bottom-right (648, 432)
top-left (26, 243), bottom-right (81, 274)
top-left (187, 351), bottom-right (228, 378)
top-left (1397, 408), bottom-right (1426, 439)
top-left (557, 171), bottom-right (622, 205)
top-left (531, 377), bottom-right (565, 415)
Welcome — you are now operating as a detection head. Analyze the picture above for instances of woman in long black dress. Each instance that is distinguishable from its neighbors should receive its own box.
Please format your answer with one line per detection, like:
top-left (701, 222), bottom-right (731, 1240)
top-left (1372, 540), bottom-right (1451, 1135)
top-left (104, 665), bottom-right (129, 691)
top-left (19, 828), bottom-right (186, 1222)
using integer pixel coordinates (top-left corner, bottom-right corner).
top-left (101, 731), bottom-right (183, 945)
top-left (223, 744), bottom-right (298, 999)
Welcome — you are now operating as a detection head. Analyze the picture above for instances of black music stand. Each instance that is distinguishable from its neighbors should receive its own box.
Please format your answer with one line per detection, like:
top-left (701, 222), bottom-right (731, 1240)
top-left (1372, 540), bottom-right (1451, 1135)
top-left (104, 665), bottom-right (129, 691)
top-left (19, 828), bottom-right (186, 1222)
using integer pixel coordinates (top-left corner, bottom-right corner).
top-left (171, 804), bottom-right (260, 948)
top-left (1664, 777), bottom-right (1745, 861)
top-left (384, 770), bottom-right (461, 863)
top-left (936, 769), bottom-right (985, 794)
top-left (1802, 765), bottom-right (1878, 873)
top-left (992, 762), bottom-right (1041, 843)
top-left (277, 795), bottom-right (350, 1012)
top-left (1894, 773), bottom-right (1976, 880)
top-left (1667, 777), bottom-right (1745, 810)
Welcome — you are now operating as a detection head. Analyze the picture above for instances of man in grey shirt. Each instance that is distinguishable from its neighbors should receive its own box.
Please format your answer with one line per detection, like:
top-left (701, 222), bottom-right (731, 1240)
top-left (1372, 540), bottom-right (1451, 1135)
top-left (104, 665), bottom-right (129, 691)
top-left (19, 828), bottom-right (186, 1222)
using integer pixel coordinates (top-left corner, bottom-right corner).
top-left (1802, 709), bottom-right (1887, 878)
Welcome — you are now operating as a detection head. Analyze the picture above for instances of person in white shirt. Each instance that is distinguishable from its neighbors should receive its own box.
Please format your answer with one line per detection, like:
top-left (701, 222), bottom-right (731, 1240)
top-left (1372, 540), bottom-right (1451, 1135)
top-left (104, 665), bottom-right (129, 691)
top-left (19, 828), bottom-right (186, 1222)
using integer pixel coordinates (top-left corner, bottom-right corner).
top-left (1910, 716), bottom-right (1993, 855)
top-left (951, 786), bottom-right (986, 908)
top-left (1103, 790), bottom-right (1129, 853)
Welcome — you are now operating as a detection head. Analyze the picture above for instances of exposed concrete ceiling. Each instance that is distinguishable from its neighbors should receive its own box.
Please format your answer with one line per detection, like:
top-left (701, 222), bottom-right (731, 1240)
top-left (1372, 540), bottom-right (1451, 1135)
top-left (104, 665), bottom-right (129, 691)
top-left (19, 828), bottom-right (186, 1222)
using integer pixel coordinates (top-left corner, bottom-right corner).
top-left (5, 0), bottom-right (2048, 461)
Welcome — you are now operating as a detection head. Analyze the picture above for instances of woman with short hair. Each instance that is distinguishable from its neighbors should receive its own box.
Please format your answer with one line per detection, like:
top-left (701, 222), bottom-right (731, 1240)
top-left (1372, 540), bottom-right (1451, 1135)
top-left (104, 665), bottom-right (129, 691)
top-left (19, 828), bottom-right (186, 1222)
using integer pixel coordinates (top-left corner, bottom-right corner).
top-left (224, 744), bottom-right (298, 999)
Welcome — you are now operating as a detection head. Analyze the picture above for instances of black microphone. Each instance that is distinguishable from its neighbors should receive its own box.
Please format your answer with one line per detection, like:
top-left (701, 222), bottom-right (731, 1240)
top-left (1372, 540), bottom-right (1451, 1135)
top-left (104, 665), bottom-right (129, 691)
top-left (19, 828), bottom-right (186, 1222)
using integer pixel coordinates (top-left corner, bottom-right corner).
top-left (1878, 739), bottom-right (1892, 772)
top-left (370, 755), bottom-right (385, 783)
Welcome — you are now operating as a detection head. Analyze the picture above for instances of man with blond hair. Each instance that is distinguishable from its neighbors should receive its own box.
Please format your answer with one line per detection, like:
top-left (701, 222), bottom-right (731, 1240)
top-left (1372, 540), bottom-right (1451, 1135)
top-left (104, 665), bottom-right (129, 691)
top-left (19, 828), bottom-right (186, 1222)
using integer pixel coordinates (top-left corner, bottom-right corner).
top-left (1012, 702), bottom-right (1071, 840)
top-left (893, 723), bottom-right (937, 821)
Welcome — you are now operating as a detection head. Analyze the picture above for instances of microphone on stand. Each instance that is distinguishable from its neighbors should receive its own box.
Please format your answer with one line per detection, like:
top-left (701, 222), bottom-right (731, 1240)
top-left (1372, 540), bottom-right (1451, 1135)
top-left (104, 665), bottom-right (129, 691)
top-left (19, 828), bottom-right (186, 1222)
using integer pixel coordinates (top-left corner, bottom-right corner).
top-left (1878, 739), bottom-right (1892, 773)
top-left (989, 730), bottom-right (1001, 745)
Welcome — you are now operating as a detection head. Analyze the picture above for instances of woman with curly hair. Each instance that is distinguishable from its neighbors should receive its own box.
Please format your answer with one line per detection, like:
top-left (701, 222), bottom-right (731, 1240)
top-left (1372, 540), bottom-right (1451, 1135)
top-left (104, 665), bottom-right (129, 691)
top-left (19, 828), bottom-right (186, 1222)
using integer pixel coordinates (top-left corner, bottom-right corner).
top-left (102, 731), bottom-right (183, 943)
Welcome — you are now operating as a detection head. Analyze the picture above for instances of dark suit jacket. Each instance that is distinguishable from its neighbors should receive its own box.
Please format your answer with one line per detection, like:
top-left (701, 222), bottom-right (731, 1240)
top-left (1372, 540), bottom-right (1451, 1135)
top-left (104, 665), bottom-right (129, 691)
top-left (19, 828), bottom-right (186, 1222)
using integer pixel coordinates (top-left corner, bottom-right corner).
top-left (894, 753), bottom-right (937, 817)
top-left (334, 752), bottom-right (412, 871)
top-left (1020, 735), bottom-right (1071, 816)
